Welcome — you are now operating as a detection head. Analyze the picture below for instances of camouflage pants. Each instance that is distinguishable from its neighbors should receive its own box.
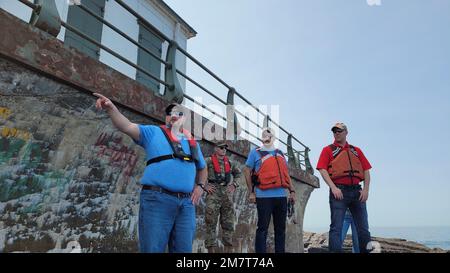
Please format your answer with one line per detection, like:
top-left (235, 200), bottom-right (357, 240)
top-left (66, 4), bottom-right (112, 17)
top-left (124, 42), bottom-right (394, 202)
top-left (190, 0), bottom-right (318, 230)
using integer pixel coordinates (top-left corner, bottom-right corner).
top-left (204, 185), bottom-right (235, 248)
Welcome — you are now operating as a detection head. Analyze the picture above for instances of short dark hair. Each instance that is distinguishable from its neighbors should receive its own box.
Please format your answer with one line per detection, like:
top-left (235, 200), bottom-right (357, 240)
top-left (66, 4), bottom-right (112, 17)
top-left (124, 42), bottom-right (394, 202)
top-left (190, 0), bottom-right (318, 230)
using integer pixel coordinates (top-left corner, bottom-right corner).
top-left (165, 103), bottom-right (179, 116)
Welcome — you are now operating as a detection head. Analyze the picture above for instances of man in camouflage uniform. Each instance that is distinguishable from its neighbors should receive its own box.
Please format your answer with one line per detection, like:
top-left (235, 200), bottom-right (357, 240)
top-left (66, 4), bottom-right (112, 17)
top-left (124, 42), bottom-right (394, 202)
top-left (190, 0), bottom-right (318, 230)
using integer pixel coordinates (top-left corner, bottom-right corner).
top-left (204, 141), bottom-right (241, 250)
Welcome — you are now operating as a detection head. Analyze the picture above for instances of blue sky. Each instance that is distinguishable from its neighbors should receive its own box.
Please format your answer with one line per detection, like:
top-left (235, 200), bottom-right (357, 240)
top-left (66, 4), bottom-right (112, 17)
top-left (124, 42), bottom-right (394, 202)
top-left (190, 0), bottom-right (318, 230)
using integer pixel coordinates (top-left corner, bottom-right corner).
top-left (164, 0), bottom-right (450, 229)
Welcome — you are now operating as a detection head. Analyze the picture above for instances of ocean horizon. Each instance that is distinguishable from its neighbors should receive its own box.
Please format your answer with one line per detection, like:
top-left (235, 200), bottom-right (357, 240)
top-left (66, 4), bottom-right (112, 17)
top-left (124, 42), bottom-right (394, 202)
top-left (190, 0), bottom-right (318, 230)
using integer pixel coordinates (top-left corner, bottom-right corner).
top-left (305, 226), bottom-right (450, 250)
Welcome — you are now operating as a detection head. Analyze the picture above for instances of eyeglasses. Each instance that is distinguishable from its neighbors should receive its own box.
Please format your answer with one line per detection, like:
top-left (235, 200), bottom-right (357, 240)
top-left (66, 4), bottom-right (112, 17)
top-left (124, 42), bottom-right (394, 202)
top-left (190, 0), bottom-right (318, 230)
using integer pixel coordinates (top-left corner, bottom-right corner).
top-left (169, 111), bottom-right (184, 117)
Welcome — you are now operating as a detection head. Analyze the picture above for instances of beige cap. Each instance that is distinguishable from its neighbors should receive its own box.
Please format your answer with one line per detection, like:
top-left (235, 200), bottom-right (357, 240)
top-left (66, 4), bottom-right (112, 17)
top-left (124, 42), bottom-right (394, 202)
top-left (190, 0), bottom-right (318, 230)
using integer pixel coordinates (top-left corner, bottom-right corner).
top-left (215, 140), bottom-right (228, 148)
top-left (331, 122), bottom-right (347, 131)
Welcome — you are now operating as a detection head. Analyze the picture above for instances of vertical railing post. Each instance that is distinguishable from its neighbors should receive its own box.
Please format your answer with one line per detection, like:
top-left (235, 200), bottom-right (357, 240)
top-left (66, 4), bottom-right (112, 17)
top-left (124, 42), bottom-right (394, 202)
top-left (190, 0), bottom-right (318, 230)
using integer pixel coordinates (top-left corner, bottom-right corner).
top-left (263, 114), bottom-right (269, 128)
top-left (304, 147), bottom-right (314, 174)
top-left (29, 0), bottom-right (61, 37)
top-left (164, 40), bottom-right (184, 103)
top-left (296, 151), bottom-right (303, 170)
top-left (287, 134), bottom-right (299, 168)
top-left (226, 87), bottom-right (241, 140)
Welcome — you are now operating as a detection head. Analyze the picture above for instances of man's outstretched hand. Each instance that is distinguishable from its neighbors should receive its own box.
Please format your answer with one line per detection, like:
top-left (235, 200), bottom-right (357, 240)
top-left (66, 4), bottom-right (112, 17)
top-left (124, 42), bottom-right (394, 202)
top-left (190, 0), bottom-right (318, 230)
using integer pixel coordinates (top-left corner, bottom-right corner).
top-left (94, 93), bottom-right (115, 111)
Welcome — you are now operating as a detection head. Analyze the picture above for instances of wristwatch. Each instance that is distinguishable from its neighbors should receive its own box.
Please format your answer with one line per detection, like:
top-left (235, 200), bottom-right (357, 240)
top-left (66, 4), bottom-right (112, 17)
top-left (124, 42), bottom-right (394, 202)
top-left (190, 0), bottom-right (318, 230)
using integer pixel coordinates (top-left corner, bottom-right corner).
top-left (196, 182), bottom-right (206, 191)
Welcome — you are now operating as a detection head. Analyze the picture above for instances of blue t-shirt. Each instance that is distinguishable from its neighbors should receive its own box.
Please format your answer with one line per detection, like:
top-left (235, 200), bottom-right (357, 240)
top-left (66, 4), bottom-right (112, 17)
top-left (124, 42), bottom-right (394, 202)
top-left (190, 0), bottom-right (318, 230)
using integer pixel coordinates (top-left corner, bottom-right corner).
top-left (245, 148), bottom-right (287, 198)
top-left (134, 125), bottom-right (206, 193)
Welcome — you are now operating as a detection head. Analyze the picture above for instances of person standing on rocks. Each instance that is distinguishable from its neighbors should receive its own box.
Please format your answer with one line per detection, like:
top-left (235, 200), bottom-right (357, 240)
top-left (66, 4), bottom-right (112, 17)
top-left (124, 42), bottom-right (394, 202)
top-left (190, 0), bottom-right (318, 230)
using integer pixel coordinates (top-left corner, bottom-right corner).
top-left (204, 141), bottom-right (241, 252)
top-left (244, 128), bottom-right (296, 253)
top-left (316, 122), bottom-right (372, 253)
top-left (94, 93), bottom-right (207, 253)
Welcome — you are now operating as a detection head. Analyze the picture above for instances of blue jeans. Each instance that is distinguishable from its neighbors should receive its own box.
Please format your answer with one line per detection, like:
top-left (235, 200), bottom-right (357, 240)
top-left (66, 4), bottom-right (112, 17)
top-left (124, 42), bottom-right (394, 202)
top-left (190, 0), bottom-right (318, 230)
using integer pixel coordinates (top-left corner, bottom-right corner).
top-left (138, 189), bottom-right (196, 253)
top-left (341, 211), bottom-right (360, 253)
top-left (255, 197), bottom-right (287, 253)
top-left (329, 186), bottom-right (371, 253)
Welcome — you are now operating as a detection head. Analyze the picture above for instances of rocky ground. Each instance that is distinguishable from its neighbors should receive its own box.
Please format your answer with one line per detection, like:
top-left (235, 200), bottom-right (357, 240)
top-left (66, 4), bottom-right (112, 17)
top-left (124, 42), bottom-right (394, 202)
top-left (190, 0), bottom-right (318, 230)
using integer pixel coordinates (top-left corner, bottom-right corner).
top-left (303, 232), bottom-right (449, 253)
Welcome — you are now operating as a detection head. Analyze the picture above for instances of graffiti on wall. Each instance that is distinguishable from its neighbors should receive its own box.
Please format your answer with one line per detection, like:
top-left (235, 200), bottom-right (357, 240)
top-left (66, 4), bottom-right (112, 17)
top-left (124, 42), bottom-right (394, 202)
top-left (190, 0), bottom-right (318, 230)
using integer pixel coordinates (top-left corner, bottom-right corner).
top-left (94, 132), bottom-right (139, 180)
top-left (0, 107), bottom-right (71, 208)
top-left (0, 99), bottom-right (144, 252)
top-left (1, 126), bottom-right (32, 141)
top-left (0, 107), bottom-right (12, 120)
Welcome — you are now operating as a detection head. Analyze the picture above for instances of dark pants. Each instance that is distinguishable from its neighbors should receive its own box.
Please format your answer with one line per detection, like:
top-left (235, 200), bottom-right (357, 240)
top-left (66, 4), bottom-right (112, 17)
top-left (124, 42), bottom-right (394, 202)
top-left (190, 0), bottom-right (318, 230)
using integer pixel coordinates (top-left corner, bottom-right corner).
top-left (255, 197), bottom-right (287, 253)
top-left (329, 185), bottom-right (371, 253)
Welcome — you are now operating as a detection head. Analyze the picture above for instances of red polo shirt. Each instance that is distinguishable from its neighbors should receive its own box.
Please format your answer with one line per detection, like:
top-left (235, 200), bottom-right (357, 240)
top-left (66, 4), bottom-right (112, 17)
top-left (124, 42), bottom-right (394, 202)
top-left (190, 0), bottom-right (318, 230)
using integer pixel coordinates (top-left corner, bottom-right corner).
top-left (316, 141), bottom-right (372, 185)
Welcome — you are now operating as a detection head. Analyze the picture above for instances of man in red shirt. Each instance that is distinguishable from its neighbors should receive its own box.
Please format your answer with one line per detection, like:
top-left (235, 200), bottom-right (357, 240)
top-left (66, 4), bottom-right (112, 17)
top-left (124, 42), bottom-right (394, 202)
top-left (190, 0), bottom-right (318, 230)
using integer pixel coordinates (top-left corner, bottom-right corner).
top-left (316, 122), bottom-right (372, 253)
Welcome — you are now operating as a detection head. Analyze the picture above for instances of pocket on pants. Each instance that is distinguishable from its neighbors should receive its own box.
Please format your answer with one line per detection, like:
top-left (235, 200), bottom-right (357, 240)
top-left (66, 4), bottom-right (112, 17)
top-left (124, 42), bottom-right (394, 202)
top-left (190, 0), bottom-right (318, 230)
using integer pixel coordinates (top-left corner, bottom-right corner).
top-left (140, 189), bottom-right (159, 203)
top-left (329, 191), bottom-right (346, 209)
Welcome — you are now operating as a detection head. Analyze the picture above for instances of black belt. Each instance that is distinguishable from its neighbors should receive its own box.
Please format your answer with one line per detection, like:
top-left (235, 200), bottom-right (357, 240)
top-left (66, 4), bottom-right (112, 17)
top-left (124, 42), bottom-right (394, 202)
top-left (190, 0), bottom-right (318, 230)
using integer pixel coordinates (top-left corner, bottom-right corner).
top-left (142, 185), bottom-right (191, 198)
top-left (335, 184), bottom-right (361, 190)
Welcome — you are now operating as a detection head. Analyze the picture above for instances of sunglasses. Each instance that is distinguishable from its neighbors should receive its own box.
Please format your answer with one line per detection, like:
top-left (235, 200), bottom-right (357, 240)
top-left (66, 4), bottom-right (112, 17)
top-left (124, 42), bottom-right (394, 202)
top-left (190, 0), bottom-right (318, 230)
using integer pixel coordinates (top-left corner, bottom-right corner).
top-left (169, 111), bottom-right (184, 117)
top-left (218, 146), bottom-right (227, 150)
top-left (333, 129), bottom-right (344, 134)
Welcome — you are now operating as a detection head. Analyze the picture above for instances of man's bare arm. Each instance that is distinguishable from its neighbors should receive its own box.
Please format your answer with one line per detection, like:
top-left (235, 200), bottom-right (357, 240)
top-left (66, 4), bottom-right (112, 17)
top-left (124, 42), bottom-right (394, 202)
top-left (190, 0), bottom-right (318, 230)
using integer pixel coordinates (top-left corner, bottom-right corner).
top-left (318, 169), bottom-right (343, 200)
top-left (191, 167), bottom-right (208, 205)
top-left (94, 93), bottom-right (140, 141)
top-left (359, 170), bottom-right (371, 202)
top-left (244, 166), bottom-right (256, 203)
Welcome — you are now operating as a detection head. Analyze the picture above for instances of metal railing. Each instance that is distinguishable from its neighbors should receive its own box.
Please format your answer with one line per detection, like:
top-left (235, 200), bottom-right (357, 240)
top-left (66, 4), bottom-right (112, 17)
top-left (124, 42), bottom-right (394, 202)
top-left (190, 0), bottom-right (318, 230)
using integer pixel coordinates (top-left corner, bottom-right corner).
top-left (16, 0), bottom-right (314, 174)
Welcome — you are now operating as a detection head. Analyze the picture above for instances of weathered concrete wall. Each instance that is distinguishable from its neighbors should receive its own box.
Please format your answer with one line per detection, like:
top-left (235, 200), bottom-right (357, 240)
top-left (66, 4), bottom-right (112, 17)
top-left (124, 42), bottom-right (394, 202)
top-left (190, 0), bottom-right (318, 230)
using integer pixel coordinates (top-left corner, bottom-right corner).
top-left (0, 8), bottom-right (319, 253)
top-left (0, 58), bottom-right (144, 252)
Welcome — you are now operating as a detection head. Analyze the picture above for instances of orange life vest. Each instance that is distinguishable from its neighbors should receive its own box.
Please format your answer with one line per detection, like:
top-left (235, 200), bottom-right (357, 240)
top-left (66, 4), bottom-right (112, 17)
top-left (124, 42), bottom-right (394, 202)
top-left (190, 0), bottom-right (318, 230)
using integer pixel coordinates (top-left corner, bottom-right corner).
top-left (253, 148), bottom-right (291, 190)
top-left (327, 144), bottom-right (365, 182)
top-left (211, 154), bottom-right (231, 184)
top-left (146, 125), bottom-right (198, 166)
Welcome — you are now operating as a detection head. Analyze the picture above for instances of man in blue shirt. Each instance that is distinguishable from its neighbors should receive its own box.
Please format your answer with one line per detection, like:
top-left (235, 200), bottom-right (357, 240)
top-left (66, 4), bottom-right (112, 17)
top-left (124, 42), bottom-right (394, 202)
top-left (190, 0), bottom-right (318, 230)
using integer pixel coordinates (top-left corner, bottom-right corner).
top-left (94, 93), bottom-right (207, 253)
top-left (243, 128), bottom-right (296, 253)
